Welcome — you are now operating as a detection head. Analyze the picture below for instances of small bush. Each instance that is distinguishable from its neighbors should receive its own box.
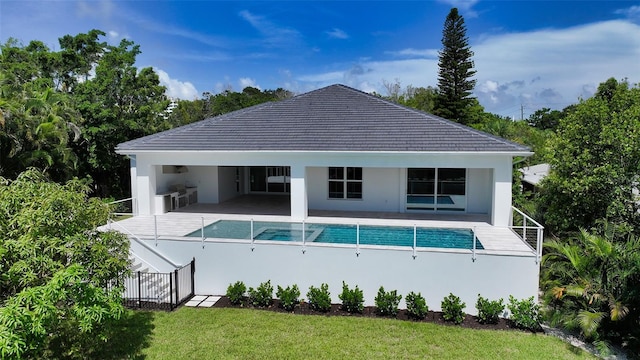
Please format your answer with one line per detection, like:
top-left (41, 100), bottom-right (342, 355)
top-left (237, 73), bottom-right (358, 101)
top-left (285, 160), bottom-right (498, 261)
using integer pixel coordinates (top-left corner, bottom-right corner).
top-left (307, 283), bottom-right (332, 312)
top-left (248, 280), bottom-right (273, 308)
top-left (507, 295), bottom-right (542, 331)
top-left (276, 284), bottom-right (301, 311)
top-left (441, 293), bottom-right (466, 325)
top-left (374, 286), bottom-right (402, 317)
top-left (405, 291), bottom-right (428, 320)
top-left (476, 294), bottom-right (504, 324)
top-left (226, 281), bottom-right (247, 305)
top-left (338, 281), bottom-right (364, 314)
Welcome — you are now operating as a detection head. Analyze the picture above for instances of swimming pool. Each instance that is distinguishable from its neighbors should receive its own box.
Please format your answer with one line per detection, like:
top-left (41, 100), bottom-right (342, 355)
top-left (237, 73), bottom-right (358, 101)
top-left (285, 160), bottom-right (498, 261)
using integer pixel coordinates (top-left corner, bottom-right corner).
top-left (185, 220), bottom-right (483, 250)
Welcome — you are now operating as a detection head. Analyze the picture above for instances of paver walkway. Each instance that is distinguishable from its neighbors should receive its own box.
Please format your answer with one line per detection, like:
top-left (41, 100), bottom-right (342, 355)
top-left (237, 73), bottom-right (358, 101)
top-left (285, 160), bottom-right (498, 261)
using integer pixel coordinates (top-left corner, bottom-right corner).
top-left (185, 295), bottom-right (222, 308)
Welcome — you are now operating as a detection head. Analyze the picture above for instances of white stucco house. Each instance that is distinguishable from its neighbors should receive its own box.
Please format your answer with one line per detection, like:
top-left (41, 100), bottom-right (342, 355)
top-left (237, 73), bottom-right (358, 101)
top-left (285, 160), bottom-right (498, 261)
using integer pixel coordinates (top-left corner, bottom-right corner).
top-left (113, 84), bottom-right (543, 312)
top-left (118, 84), bottom-right (530, 226)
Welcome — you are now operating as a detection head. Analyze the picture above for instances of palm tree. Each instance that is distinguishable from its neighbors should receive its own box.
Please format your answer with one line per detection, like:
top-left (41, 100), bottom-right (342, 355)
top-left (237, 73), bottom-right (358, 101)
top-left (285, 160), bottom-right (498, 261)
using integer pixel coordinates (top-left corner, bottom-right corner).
top-left (0, 73), bottom-right (81, 180)
top-left (542, 226), bottom-right (640, 350)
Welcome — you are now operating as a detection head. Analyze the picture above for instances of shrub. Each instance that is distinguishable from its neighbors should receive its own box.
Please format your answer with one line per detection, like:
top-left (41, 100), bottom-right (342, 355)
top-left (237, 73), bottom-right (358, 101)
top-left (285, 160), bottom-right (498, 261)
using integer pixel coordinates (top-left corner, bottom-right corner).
top-left (338, 281), bottom-right (364, 314)
top-left (307, 283), bottom-right (332, 313)
top-left (475, 294), bottom-right (504, 324)
top-left (441, 293), bottom-right (466, 325)
top-left (276, 284), bottom-right (301, 311)
top-left (405, 291), bottom-right (428, 320)
top-left (507, 296), bottom-right (542, 331)
top-left (226, 281), bottom-right (247, 305)
top-left (374, 286), bottom-right (402, 317)
top-left (248, 280), bottom-right (273, 308)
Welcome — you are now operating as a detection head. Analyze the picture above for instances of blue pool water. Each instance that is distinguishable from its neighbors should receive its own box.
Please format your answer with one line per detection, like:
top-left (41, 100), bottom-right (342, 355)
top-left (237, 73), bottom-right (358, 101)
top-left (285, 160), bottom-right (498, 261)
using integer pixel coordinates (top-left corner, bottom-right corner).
top-left (185, 220), bottom-right (483, 250)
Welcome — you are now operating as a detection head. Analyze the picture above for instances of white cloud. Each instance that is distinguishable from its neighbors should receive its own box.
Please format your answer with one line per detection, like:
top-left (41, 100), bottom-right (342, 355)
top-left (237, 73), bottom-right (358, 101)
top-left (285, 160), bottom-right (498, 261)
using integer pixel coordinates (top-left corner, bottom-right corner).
top-left (326, 28), bottom-right (349, 39)
top-left (155, 68), bottom-right (199, 100)
top-left (76, 0), bottom-right (114, 19)
top-left (615, 5), bottom-right (640, 20)
top-left (298, 59), bottom-right (438, 92)
top-left (119, 10), bottom-right (228, 48)
top-left (239, 77), bottom-right (261, 90)
top-left (296, 19), bottom-right (640, 118)
top-left (386, 48), bottom-right (439, 58)
top-left (108, 30), bottom-right (119, 39)
top-left (238, 10), bottom-right (302, 48)
top-left (473, 20), bottom-right (640, 116)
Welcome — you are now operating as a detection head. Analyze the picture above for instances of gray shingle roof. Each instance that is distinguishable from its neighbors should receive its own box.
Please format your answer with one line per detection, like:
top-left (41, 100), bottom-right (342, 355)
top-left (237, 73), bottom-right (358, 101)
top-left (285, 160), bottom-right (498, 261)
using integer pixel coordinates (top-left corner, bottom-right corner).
top-left (117, 84), bottom-right (530, 153)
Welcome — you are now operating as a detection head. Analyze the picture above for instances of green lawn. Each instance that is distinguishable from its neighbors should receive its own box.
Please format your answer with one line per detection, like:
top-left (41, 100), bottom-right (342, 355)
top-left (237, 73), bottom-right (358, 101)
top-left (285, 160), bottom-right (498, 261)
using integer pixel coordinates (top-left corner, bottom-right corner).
top-left (99, 307), bottom-right (594, 359)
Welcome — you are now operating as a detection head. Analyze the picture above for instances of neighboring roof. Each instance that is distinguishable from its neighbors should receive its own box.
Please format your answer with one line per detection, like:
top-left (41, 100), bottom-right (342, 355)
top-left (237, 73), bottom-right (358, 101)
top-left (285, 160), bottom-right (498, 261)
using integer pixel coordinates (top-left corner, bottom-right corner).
top-left (117, 84), bottom-right (531, 153)
top-left (519, 163), bottom-right (550, 186)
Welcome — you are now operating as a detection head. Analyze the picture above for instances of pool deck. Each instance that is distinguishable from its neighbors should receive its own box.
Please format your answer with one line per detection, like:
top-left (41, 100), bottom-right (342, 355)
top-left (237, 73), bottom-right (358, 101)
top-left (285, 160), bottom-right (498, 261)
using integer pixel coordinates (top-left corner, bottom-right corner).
top-left (110, 201), bottom-right (536, 256)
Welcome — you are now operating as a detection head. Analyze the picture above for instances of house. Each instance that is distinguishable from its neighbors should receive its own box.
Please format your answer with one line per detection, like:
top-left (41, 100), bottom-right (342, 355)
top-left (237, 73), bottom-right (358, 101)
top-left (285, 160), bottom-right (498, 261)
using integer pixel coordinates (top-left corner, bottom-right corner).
top-left (113, 84), bottom-right (542, 312)
top-left (117, 84), bottom-right (530, 226)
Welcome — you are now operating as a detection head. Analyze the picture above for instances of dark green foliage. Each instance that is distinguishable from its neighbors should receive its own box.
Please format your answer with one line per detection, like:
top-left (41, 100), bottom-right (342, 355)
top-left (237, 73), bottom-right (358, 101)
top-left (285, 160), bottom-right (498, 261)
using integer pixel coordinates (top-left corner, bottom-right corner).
top-left (226, 281), bottom-right (246, 305)
top-left (405, 291), bottom-right (429, 320)
top-left (0, 33), bottom-right (295, 198)
top-left (0, 32), bottom-right (168, 198)
top-left (338, 281), bottom-right (364, 314)
top-left (276, 284), bottom-right (301, 312)
top-left (507, 296), bottom-right (541, 331)
top-left (441, 293), bottom-right (466, 325)
top-left (539, 78), bottom-right (640, 234)
top-left (0, 169), bottom-right (130, 358)
top-left (248, 280), bottom-right (273, 308)
top-left (374, 286), bottom-right (402, 317)
top-left (72, 38), bottom-right (169, 199)
top-left (306, 283), bottom-right (332, 313)
top-left (0, 70), bottom-right (82, 182)
top-left (203, 87), bottom-right (293, 117)
top-left (435, 8), bottom-right (477, 125)
top-left (542, 226), bottom-right (640, 351)
top-left (527, 107), bottom-right (564, 131)
top-left (475, 295), bottom-right (504, 324)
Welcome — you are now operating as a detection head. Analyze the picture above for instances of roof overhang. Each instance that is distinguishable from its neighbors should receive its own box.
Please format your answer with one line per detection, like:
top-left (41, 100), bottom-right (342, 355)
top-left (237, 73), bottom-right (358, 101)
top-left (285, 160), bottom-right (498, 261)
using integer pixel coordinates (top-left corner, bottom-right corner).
top-left (116, 149), bottom-right (534, 157)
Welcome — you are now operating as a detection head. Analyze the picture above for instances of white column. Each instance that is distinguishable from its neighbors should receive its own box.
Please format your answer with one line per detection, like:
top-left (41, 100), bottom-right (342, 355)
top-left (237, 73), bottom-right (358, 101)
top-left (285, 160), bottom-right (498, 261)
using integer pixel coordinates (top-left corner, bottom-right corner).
top-left (290, 164), bottom-right (308, 221)
top-left (491, 157), bottom-right (513, 227)
top-left (129, 155), bottom-right (138, 215)
top-left (135, 158), bottom-right (157, 216)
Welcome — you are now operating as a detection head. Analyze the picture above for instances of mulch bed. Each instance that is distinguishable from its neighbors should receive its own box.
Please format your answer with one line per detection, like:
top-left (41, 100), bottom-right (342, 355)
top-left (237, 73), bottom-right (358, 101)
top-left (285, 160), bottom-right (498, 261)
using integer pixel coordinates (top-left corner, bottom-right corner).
top-left (212, 296), bottom-right (535, 332)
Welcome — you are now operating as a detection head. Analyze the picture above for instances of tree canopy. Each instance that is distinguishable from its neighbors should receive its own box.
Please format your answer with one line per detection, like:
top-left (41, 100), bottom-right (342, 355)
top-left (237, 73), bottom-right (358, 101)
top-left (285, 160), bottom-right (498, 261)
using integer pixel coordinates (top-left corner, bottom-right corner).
top-left (540, 78), bottom-right (640, 234)
top-left (1, 31), bottom-right (294, 199)
top-left (0, 31), bottom-right (169, 198)
top-left (435, 8), bottom-right (477, 125)
top-left (0, 169), bottom-right (130, 358)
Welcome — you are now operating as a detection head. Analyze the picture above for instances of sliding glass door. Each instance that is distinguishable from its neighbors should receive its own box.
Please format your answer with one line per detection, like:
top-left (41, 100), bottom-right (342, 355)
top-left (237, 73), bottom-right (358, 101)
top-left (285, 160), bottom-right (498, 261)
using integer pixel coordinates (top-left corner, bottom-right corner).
top-left (250, 166), bottom-right (290, 193)
top-left (407, 168), bottom-right (466, 211)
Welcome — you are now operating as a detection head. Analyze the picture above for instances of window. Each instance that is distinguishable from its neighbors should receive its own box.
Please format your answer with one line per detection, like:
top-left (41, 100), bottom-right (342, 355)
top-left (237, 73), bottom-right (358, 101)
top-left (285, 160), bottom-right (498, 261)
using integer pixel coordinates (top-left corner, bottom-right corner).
top-left (407, 168), bottom-right (466, 211)
top-left (328, 167), bottom-right (362, 199)
top-left (438, 168), bottom-right (466, 196)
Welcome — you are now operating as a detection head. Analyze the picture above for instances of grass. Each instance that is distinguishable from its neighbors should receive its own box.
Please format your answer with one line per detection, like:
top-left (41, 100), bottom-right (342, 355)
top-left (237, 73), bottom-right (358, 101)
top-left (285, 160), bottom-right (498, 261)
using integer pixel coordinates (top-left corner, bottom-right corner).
top-left (98, 307), bottom-right (595, 359)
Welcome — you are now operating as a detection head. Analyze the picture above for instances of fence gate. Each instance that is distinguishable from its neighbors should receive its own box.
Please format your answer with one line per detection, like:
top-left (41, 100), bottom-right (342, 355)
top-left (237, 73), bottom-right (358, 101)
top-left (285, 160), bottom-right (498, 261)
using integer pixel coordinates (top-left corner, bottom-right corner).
top-left (121, 258), bottom-right (195, 310)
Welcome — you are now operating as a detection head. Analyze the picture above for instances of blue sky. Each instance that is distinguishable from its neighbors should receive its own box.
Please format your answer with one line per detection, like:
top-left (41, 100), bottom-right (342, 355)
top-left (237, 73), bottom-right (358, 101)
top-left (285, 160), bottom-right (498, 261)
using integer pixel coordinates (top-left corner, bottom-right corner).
top-left (1, 0), bottom-right (639, 118)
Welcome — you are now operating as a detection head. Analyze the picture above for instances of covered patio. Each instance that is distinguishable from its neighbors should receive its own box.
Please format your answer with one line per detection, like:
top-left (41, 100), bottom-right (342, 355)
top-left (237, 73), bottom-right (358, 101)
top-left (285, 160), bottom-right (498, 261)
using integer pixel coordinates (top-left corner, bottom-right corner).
top-left (173, 194), bottom-right (493, 221)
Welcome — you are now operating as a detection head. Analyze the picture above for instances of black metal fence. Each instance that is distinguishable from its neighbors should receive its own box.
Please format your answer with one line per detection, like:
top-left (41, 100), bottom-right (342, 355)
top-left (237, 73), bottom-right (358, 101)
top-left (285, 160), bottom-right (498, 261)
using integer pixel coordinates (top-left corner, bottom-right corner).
top-left (121, 258), bottom-right (195, 311)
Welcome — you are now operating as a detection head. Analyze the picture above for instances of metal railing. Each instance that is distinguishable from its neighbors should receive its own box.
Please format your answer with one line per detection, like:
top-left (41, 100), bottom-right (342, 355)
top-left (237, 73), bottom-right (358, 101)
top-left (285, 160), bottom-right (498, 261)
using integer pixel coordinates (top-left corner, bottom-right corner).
top-left (108, 197), bottom-right (137, 216)
top-left (119, 258), bottom-right (195, 311)
top-left (195, 219), bottom-right (485, 261)
top-left (509, 206), bottom-right (544, 263)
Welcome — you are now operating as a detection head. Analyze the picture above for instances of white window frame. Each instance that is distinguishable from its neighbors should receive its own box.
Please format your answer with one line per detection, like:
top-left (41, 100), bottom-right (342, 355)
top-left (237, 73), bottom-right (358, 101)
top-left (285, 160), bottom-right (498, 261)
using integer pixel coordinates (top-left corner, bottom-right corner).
top-left (328, 167), bottom-right (363, 199)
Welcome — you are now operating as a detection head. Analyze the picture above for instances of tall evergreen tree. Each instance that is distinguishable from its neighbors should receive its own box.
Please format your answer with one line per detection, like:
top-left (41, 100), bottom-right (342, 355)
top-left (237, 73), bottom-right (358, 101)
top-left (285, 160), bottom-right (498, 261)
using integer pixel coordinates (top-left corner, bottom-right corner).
top-left (435, 8), bottom-right (477, 125)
